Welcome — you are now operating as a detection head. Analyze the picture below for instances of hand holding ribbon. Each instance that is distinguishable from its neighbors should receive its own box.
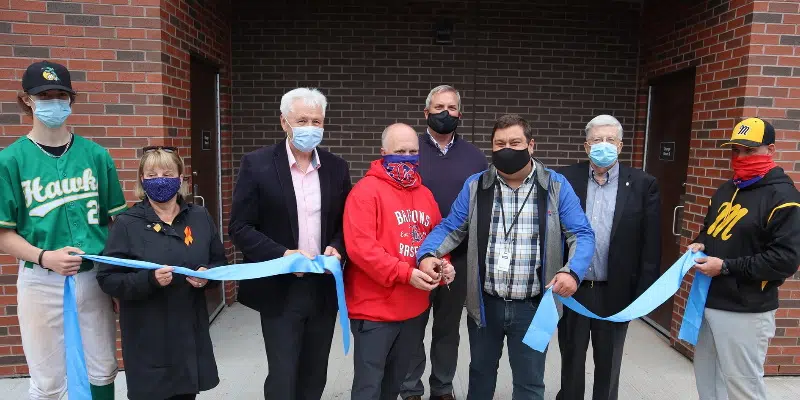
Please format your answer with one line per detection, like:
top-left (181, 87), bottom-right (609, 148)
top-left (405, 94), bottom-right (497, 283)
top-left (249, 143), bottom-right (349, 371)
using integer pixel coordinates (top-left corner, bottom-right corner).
top-left (545, 272), bottom-right (578, 297)
top-left (523, 250), bottom-right (711, 352)
top-left (63, 253), bottom-right (351, 400)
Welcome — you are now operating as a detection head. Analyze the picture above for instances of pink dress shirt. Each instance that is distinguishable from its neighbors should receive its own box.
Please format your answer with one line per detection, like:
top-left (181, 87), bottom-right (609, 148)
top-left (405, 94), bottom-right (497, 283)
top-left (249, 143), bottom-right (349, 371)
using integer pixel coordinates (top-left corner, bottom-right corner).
top-left (286, 141), bottom-right (323, 256)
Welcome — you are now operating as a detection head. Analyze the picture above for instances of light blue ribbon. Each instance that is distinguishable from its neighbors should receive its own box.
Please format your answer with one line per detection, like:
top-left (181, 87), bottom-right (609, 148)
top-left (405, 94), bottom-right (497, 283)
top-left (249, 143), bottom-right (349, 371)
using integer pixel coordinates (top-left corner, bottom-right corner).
top-left (64, 254), bottom-right (350, 400)
top-left (523, 251), bottom-right (712, 352)
top-left (64, 275), bottom-right (91, 399)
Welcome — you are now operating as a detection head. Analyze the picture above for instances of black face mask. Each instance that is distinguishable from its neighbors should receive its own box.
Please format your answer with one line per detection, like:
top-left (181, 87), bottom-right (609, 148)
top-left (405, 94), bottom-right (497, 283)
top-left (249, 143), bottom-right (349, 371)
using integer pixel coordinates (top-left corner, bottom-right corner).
top-left (427, 110), bottom-right (460, 134)
top-left (492, 148), bottom-right (531, 175)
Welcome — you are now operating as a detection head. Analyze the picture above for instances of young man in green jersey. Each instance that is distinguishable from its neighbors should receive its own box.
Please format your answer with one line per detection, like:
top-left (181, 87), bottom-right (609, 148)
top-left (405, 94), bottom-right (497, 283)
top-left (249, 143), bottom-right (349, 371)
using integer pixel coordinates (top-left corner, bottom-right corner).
top-left (0, 61), bottom-right (127, 400)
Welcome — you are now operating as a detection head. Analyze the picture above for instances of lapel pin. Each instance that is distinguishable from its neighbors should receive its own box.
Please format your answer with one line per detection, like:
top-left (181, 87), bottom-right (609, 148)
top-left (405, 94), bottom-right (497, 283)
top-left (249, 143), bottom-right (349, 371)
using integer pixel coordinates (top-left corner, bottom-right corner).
top-left (626, 182), bottom-right (630, 186)
top-left (153, 223), bottom-right (162, 233)
top-left (184, 226), bottom-right (194, 246)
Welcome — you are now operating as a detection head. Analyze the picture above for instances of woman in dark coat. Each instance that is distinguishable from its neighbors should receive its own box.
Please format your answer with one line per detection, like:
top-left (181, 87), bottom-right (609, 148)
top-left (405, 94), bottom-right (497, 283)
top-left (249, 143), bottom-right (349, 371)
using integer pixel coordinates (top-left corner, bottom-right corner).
top-left (96, 146), bottom-right (225, 400)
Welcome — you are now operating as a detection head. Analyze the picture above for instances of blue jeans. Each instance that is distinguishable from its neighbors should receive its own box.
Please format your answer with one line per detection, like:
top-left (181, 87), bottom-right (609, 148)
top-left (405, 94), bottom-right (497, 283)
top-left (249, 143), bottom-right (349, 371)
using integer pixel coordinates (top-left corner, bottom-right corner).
top-left (467, 293), bottom-right (546, 400)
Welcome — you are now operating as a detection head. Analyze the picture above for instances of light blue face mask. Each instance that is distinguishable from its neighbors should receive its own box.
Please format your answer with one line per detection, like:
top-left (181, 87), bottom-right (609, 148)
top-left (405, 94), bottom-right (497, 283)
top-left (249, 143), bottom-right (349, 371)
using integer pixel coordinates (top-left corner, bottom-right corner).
top-left (589, 142), bottom-right (619, 168)
top-left (291, 126), bottom-right (323, 152)
top-left (34, 99), bottom-right (72, 128)
top-left (285, 117), bottom-right (323, 152)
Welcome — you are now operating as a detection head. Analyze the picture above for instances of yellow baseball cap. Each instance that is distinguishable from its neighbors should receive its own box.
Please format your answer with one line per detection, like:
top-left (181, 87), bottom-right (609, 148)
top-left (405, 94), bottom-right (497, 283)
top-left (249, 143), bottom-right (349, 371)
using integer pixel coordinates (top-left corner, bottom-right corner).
top-left (721, 117), bottom-right (776, 148)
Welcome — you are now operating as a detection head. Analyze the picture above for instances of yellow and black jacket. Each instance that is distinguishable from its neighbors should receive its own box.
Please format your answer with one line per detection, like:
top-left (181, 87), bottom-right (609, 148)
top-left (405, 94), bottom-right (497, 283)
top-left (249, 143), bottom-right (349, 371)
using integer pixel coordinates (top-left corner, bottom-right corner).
top-left (695, 167), bottom-right (800, 313)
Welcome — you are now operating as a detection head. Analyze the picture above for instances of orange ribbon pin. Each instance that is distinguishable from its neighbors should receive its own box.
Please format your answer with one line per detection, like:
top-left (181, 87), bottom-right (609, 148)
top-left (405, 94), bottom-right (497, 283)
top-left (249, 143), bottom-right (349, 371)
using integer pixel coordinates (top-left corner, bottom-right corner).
top-left (184, 226), bottom-right (193, 246)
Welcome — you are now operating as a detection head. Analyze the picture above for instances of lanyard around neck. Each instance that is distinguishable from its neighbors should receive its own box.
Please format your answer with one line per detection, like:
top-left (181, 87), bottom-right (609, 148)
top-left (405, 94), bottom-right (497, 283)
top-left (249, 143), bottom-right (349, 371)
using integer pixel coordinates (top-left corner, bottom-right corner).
top-left (497, 178), bottom-right (535, 241)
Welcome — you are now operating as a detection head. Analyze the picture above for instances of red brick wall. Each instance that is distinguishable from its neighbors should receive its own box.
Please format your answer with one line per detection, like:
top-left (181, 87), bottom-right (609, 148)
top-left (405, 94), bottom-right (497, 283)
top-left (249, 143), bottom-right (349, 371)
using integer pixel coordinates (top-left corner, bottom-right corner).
top-left (0, 0), bottom-right (233, 377)
top-left (159, 0), bottom-right (235, 303)
top-left (638, 0), bottom-right (800, 375)
top-left (0, 0), bottom-right (163, 376)
top-left (230, 0), bottom-right (642, 180)
top-left (745, 0), bottom-right (800, 375)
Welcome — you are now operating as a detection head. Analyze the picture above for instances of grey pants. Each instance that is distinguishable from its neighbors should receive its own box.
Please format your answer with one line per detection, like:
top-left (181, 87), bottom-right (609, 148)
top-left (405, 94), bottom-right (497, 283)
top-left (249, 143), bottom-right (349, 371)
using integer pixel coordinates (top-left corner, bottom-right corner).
top-left (694, 307), bottom-right (776, 400)
top-left (351, 312), bottom-right (426, 400)
top-left (401, 252), bottom-right (468, 398)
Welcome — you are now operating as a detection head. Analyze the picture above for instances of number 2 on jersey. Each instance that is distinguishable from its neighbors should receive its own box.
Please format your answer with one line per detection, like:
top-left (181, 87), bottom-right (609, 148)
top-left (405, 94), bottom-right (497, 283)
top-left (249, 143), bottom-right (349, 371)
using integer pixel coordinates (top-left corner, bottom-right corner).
top-left (87, 200), bottom-right (99, 224)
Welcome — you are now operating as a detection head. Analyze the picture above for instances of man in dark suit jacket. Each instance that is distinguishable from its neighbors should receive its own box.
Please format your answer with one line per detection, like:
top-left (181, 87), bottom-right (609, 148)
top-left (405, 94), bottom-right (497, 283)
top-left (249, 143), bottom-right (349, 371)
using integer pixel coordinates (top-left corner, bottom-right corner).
top-left (556, 115), bottom-right (660, 400)
top-left (229, 88), bottom-right (352, 400)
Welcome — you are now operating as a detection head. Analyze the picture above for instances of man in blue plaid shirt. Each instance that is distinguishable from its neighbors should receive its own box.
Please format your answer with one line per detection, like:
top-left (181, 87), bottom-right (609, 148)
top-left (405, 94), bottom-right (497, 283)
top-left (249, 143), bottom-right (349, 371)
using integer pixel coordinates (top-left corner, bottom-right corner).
top-left (418, 114), bottom-right (595, 400)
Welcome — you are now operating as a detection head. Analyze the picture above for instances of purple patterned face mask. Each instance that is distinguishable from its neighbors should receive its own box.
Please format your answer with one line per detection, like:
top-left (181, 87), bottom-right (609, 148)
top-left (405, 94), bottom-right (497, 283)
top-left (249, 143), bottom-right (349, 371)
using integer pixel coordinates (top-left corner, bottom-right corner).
top-left (141, 177), bottom-right (181, 203)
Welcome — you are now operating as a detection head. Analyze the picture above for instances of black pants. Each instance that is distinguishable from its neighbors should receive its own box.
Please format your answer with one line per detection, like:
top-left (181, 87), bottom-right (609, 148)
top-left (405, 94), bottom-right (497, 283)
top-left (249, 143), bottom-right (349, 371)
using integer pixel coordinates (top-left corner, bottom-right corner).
top-left (351, 312), bottom-right (426, 400)
top-left (401, 252), bottom-right (468, 398)
top-left (260, 279), bottom-right (337, 400)
top-left (557, 281), bottom-right (629, 400)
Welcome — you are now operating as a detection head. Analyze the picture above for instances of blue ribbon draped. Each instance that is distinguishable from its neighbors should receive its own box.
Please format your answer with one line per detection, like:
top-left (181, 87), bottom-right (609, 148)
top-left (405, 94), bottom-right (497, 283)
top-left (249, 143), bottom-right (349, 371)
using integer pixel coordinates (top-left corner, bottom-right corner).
top-left (522, 251), bottom-right (712, 352)
top-left (64, 254), bottom-right (350, 400)
top-left (64, 275), bottom-right (91, 399)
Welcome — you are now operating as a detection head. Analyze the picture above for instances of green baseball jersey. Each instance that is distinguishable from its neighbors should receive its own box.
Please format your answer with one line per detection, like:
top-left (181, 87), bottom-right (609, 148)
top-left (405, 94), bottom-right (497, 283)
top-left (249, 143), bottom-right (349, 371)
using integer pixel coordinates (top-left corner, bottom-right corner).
top-left (0, 134), bottom-right (127, 271)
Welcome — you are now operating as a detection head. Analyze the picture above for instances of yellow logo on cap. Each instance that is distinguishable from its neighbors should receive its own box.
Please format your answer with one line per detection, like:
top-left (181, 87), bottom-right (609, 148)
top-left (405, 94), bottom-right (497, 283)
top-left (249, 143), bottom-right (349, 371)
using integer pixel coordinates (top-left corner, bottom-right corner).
top-left (42, 66), bottom-right (60, 81)
top-left (724, 118), bottom-right (765, 146)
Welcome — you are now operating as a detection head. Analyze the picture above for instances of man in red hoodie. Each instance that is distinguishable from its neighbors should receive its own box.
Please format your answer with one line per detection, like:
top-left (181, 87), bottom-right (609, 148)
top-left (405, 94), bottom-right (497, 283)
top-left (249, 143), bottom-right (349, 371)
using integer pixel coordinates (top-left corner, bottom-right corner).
top-left (344, 123), bottom-right (456, 400)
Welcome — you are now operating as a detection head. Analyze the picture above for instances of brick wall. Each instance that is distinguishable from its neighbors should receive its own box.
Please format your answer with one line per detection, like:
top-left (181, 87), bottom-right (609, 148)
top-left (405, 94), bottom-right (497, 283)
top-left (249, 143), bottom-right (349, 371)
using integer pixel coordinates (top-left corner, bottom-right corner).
top-left (745, 0), bottom-right (800, 375)
top-left (0, 0), bottom-right (163, 376)
top-left (0, 0), bottom-right (233, 377)
top-left (230, 0), bottom-right (642, 181)
top-left (638, 0), bottom-right (800, 375)
top-left (159, 0), bottom-right (236, 303)
top-left (1, 0), bottom-right (796, 381)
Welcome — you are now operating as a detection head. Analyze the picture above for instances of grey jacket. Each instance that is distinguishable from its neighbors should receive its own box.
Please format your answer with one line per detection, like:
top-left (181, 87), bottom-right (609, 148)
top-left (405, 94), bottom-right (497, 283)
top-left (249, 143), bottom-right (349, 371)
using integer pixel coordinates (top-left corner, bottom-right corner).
top-left (417, 159), bottom-right (595, 326)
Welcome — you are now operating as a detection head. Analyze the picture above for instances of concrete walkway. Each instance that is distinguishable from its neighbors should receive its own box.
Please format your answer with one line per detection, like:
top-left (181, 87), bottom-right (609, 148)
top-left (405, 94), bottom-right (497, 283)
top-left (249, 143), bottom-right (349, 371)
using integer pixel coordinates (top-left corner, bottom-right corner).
top-left (2, 303), bottom-right (799, 399)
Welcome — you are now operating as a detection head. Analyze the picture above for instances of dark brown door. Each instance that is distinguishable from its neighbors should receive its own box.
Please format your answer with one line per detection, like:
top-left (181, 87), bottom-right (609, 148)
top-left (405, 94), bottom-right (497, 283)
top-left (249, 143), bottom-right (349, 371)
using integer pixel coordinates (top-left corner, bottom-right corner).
top-left (190, 56), bottom-right (224, 320)
top-left (643, 68), bottom-right (696, 334)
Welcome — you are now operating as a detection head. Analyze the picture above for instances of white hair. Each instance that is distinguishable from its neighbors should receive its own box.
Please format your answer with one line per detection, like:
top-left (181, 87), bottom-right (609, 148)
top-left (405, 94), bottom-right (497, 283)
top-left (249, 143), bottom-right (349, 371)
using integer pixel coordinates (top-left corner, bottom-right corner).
top-left (425, 85), bottom-right (461, 111)
top-left (585, 114), bottom-right (623, 140)
top-left (280, 87), bottom-right (327, 117)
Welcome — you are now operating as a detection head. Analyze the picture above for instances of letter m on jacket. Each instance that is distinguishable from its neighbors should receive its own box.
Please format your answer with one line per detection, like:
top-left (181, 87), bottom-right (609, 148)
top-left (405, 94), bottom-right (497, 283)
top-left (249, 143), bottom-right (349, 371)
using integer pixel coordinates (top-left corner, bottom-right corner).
top-left (707, 201), bottom-right (748, 241)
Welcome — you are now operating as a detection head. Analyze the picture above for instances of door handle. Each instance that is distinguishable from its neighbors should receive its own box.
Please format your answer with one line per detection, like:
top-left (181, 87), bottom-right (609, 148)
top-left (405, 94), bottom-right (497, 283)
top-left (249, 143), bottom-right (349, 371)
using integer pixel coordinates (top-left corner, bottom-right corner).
top-left (672, 205), bottom-right (684, 236)
top-left (192, 184), bottom-right (205, 208)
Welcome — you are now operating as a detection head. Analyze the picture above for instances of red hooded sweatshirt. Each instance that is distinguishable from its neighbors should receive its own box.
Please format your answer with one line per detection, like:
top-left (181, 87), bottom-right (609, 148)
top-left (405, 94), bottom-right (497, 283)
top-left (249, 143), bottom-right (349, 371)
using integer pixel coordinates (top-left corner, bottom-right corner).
top-left (344, 159), bottom-right (445, 322)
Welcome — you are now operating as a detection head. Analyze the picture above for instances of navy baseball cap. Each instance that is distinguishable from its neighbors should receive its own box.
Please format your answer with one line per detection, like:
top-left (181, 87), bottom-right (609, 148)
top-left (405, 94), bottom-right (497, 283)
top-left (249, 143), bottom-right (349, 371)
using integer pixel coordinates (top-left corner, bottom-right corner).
top-left (22, 60), bottom-right (75, 95)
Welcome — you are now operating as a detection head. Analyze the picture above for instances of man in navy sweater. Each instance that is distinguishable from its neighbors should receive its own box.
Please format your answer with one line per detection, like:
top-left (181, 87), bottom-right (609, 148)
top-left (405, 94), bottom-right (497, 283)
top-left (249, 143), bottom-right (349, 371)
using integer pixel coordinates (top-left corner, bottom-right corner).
top-left (401, 85), bottom-right (488, 400)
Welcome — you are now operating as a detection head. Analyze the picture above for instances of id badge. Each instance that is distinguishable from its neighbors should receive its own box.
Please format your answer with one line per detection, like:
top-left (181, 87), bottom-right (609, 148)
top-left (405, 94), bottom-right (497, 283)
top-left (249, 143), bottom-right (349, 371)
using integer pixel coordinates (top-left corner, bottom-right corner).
top-left (496, 245), bottom-right (511, 273)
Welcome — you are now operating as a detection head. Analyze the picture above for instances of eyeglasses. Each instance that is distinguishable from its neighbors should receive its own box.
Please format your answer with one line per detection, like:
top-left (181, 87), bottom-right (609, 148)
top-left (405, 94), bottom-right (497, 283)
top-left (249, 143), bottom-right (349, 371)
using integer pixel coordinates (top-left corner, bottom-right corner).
top-left (142, 146), bottom-right (178, 153)
top-left (587, 137), bottom-right (619, 145)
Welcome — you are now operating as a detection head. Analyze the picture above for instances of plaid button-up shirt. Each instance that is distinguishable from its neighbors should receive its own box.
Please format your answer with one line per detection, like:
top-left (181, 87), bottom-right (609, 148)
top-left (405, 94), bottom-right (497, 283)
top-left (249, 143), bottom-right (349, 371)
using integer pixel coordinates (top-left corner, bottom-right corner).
top-left (484, 166), bottom-right (541, 299)
top-left (426, 129), bottom-right (455, 155)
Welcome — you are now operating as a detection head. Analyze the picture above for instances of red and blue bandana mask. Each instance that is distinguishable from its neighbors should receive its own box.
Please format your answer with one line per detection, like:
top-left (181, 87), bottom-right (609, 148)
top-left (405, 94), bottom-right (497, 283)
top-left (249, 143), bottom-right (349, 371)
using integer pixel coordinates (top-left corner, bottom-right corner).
top-left (732, 154), bottom-right (776, 188)
top-left (382, 154), bottom-right (419, 187)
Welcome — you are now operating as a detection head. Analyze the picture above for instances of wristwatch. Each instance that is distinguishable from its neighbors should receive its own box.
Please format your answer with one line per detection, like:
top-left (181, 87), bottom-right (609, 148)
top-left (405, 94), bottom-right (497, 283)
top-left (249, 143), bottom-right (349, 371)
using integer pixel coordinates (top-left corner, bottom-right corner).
top-left (721, 260), bottom-right (730, 276)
